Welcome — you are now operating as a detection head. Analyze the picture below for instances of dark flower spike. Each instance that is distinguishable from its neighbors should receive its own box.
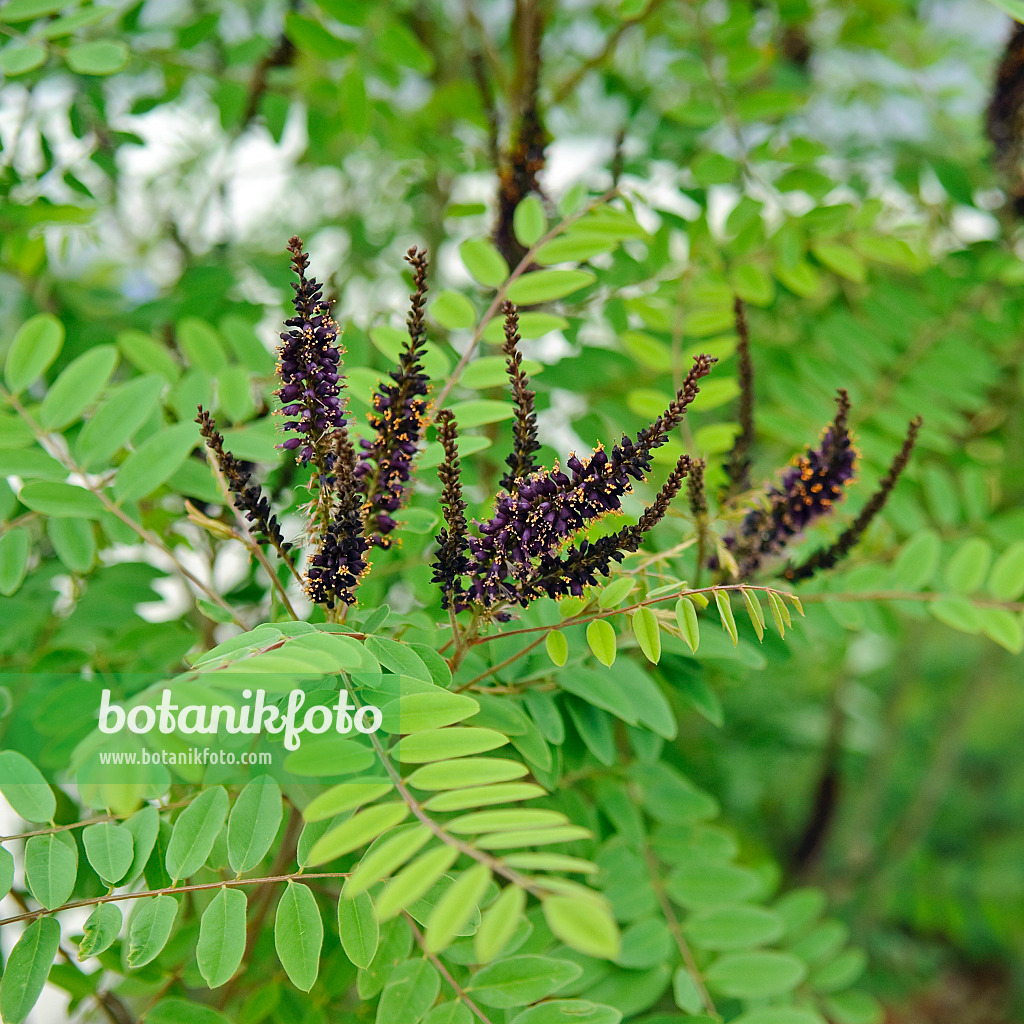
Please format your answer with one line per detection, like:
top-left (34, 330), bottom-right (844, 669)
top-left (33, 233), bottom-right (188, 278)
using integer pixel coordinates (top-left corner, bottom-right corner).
top-left (306, 429), bottom-right (369, 608)
top-left (784, 415), bottom-right (923, 582)
top-left (686, 456), bottom-right (708, 521)
top-left (494, 3), bottom-right (547, 269)
top-left (276, 237), bottom-right (347, 470)
top-left (355, 247), bottom-right (432, 548)
top-left (525, 453), bottom-right (694, 600)
top-left (465, 355), bottom-right (714, 607)
top-left (431, 409), bottom-right (471, 609)
top-left (723, 296), bottom-right (755, 498)
top-left (499, 301), bottom-right (540, 491)
top-left (196, 406), bottom-right (292, 564)
top-left (727, 389), bottom-right (857, 579)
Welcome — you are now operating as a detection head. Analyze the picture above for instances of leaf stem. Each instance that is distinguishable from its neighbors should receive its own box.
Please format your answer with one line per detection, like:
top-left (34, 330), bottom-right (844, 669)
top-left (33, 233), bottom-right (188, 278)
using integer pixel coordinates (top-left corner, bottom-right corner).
top-left (0, 871), bottom-right (349, 928)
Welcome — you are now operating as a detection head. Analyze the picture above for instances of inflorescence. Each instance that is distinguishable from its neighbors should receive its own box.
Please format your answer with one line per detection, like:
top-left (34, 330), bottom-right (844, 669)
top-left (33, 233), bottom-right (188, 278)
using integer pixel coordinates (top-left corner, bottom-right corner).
top-left (197, 239), bottom-right (432, 611)
top-left (197, 239), bottom-right (917, 620)
top-left (433, 334), bottom-right (716, 614)
top-left (714, 302), bottom-right (922, 583)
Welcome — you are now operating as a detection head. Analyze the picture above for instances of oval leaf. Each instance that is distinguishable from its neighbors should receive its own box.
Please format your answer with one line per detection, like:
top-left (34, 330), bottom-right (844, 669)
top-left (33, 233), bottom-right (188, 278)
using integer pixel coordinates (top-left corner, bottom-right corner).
top-left (197, 886), bottom-right (247, 988)
top-left (338, 889), bottom-right (379, 969)
top-left (0, 750), bottom-right (55, 823)
top-left (227, 775), bottom-right (282, 874)
top-left (165, 786), bottom-right (229, 882)
top-left (4, 314), bottom-right (64, 394)
top-left (275, 881), bottom-right (323, 991)
top-left (127, 894), bottom-right (179, 967)
top-left (0, 917), bottom-right (61, 1024)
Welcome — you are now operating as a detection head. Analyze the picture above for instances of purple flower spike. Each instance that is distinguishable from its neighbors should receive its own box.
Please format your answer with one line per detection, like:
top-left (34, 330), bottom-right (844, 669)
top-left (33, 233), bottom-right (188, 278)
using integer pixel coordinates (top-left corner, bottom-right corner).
top-left (725, 389), bottom-right (857, 578)
top-left (460, 355), bottom-right (715, 610)
top-left (276, 236), bottom-right (348, 469)
top-left (354, 247), bottom-right (431, 548)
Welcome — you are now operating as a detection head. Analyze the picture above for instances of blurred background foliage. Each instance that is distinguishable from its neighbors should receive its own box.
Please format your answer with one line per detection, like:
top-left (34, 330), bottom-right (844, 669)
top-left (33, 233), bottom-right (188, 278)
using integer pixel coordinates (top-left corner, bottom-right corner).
top-left (2, 0), bottom-right (1024, 1020)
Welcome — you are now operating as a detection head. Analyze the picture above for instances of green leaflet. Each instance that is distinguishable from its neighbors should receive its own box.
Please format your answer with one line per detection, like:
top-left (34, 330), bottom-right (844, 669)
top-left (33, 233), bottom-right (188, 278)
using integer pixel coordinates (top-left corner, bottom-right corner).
top-left (39, 344), bottom-right (119, 429)
top-left (83, 822), bottom-right (135, 885)
top-left (989, 540), bottom-right (1024, 600)
top-left (510, 1002), bottom-right (623, 1024)
top-left (424, 862), bottom-right (490, 952)
top-left (513, 195), bottom-right (546, 247)
top-left (303, 780), bottom-right (393, 822)
top-left (741, 588), bottom-right (766, 642)
top-left (376, 958), bottom-right (440, 1024)
top-left (0, 750), bottom-right (56, 823)
top-left (75, 375), bottom-right (166, 470)
top-left (446, 808), bottom-right (569, 835)
top-left (114, 421), bottom-right (198, 502)
top-left (587, 619), bottom-right (617, 667)
top-left (127, 894), bottom-right (179, 967)
top-left (24, 832), bottom-right (78, 910)
top-left (422, 782), bottom-right (546, 812)
top-left (0, 528), bottom-right (29, 596)
top-left (145, 999), bottom-right (233, 1023)
top-left (197, 886), bottom-right (247, 988)
top-left (78, 902), bottom-right (123, 960)
top-left (459, 237), bottom-right (509, 287)
top-left (307, 802), bottom-right (411, 865)
top-left (0, 917), bottom-right (62, 1024)
top-left (468, 954), bottom-right (583, 1008)
top-left (338, 890), bottom-right (379, 969)
top-left (475, 884), bottom-right (526, 963)
top-left (703, 950), bottom-right (807, 999)
top-left (632, 607), bottom-right (662, 664)
top-left (123, 805), bottom-right (160, 884)
top-left (0, 845), bottom-right (13, 900)
top-left (343, 824), bottom-right (433, 897)
top-left (227, 775), bottom-right (283, 873)
top-left (364, 635), bottom-right (432, 681)
top-left (374, 845), bottom-right (459, 920)
top-left (47, 517), bottom-right (96, 573)
top-left (165, 786), bottom-right (229, 881)
top-left (423, 1003), bottom-right (473, 1024)
top-left (431, 290), bottom-right (477, 330)
top-left (715, 590), bottom-right (739, 646)
top-left (379, 690), bottom-right (480, 733)
top-left (506, 269), bottom-right (595, 304)
top-left (545, 630), bottom-right (569, 667)
top-left (685, 905), bottom-right (784, 951)
top-left (394, 727), bottom-right (508, 763)
top-left (597, 576), bottom-right (636, 609)
top-left (4, 313), bottom-right (64, 394)
top-left (542, 896), bottom-right (620, 959)
top-left (406, 757), bottom-right (529, 791)
top-left (274, 881), bottom-right (324, 992)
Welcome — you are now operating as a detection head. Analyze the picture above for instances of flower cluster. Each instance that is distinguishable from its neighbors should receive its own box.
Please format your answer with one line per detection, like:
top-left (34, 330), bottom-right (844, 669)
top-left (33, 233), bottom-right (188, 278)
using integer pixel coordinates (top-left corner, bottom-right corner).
top-left (499, 301), bottom-right (540, 491)
top-left (714, 302), bottom-right (922, 581)
top-left (195, 407), bottom-right (291, 562)
top-left (306, 430), bottom-right (368, 609)
top-left (196, 239), bottom-right (433, 612)
top-left (723, 390), bottom-right (857, 578)
top-left (433, 311), bottom-right (715, 614)
top-left (277, 238), bottom-right (347, 469)
top-left (354, 248), bottom-right (431, 548)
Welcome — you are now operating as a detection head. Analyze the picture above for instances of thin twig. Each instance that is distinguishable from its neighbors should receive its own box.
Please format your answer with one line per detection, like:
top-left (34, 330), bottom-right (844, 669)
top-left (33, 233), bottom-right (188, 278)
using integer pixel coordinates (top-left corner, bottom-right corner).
top-left (454, 633), bottom-right (548, 692)
top-left (0, 386), bottom-right (249, 629)
top-left (405, 915), bottom-right (496, 1024)
top-left (428, 188), bottom-right (620, 421)
top-left (0, 871), bottom-right (349, 928)
top-left (644, 847), bottom-right (716, 1016)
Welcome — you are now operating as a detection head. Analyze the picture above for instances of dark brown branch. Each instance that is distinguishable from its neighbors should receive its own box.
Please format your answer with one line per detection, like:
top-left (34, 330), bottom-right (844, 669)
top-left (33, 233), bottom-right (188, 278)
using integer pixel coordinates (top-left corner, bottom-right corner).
top-left (722, 296), bottom-right (755, 498)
